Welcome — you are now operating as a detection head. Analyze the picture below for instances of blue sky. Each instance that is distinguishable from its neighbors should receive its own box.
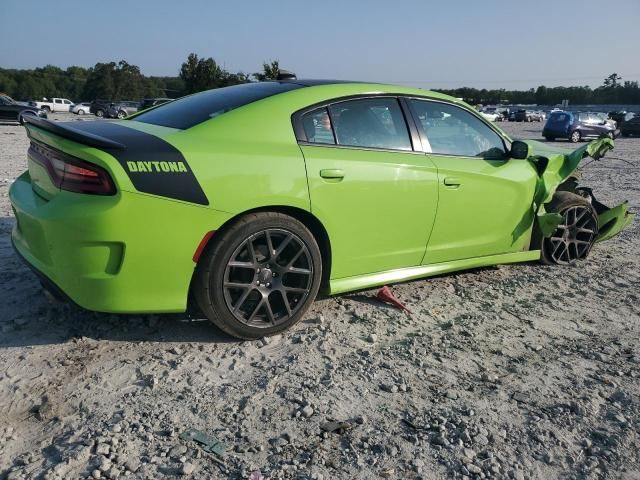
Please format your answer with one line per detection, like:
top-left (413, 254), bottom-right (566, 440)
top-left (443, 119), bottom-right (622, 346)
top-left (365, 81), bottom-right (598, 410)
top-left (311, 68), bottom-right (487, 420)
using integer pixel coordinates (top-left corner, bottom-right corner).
top-left (1, 0), bottom-right (639, 89)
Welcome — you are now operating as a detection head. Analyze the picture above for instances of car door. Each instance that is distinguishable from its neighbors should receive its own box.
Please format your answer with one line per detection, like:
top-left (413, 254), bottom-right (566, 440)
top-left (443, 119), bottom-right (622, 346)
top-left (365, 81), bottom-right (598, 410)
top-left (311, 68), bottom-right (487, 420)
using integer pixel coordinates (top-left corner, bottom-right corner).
top-left (406, 98), bottom-right (539, 265)
top-left (297, 97), bottom-right (439, 279)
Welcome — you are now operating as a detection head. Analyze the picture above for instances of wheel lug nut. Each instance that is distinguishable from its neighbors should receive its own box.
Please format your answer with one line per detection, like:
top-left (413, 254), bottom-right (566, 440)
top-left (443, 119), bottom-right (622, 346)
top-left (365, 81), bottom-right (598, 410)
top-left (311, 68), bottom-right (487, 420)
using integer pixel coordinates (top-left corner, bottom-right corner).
top-left (266, 283), bottom-right (271, 287)
top-left (257, 268), bottom-right (261, 273)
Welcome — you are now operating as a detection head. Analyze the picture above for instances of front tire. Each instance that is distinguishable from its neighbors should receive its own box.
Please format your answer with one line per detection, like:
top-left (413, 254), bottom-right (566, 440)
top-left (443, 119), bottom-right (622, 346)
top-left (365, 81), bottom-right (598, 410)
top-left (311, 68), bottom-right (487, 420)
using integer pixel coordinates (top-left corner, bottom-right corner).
top-left (194, 212), bottom-right (322, 339)
top-left (96, 109), bottom-right (104, 117)
top-left (19, 111), bottom-right (37, 125)
top-left (540, 192), bottom-right (598, 265)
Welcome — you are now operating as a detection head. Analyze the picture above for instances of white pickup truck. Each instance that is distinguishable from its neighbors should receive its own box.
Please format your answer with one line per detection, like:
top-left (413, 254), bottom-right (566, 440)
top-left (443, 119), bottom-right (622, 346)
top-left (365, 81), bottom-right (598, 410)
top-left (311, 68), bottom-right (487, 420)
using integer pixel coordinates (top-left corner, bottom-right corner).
top-left (31, 98), bottom-right (74, 113)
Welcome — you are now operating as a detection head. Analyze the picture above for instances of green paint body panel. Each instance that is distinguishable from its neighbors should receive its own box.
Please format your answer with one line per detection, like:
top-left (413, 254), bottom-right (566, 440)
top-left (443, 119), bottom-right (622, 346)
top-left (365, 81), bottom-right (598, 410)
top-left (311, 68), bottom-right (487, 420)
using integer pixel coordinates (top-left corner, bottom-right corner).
top-left (423, 155), bottom-right (538, 263)
top-left (301, 145), bottom-right (438, 278)
top-left (330, 250), bottom-right (542, 295)
top-left (11, 171), bottom-right (233, 312)
top-left (8, 82), bottom-right (633, 314)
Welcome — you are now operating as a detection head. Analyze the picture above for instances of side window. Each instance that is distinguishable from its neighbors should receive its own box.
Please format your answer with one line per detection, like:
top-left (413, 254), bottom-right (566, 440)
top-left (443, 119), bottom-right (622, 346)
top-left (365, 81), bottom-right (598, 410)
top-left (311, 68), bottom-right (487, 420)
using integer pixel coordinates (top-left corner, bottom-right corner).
top-left (409, 99), bottom-right (506, 159)
top-left (301, 107), bottom-right (335, 145)
top-left (63, 100), bottom-right (71, 105)
top-left (328, 98), bottom-right (412, 151)
top-left (54, 99), bottom-right (62, 104)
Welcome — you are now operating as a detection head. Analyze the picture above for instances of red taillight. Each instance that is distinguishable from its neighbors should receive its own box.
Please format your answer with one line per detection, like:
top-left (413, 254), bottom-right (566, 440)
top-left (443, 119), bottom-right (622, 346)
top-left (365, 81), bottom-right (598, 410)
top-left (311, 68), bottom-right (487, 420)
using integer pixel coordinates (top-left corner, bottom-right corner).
top-left (29, 142), bottom-right (116, 195)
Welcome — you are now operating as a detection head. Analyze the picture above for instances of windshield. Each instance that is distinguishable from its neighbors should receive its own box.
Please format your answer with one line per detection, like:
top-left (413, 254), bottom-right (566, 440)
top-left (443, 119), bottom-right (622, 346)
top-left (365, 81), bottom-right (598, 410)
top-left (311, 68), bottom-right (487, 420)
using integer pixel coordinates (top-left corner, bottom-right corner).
top-left (132, 82), bottom-right (304, 129)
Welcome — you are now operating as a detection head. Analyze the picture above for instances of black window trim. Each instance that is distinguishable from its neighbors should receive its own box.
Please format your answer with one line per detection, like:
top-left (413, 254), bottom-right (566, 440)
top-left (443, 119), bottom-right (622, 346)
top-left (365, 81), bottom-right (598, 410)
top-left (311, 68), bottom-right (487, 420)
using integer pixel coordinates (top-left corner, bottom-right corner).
top-left (292, 93), bottom-right (511, 157)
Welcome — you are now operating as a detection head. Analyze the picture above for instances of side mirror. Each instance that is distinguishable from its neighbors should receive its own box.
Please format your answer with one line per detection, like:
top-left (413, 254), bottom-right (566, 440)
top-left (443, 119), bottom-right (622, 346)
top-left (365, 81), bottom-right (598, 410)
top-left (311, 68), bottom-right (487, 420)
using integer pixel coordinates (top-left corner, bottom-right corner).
top-left (510, 140), bottom-right (530, 159)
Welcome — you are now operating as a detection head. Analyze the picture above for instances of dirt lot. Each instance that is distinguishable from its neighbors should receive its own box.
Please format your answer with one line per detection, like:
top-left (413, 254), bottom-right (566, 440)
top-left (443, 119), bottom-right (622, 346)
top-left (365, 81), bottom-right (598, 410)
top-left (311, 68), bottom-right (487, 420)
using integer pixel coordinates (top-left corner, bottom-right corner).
top-left (0, 113), bottom-right (638, 480)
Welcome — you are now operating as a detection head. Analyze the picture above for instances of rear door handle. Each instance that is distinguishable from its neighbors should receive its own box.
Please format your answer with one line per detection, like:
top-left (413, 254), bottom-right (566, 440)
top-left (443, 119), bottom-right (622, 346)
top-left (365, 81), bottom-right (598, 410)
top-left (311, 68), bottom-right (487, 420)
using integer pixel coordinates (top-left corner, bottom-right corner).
top-left (320, 169), bottom-right (345, 179)
top-left (443, 176), bottom-right (462, 186)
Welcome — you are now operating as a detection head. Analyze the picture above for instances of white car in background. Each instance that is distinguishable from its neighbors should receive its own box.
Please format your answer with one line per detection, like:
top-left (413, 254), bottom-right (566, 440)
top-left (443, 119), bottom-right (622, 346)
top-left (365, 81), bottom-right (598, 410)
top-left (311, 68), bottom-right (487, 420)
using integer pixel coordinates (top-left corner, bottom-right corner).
top-left (32, 97), bottom-right (74, 113)
top-left (480, 110), bottom-right (500, 122)
top-left (71, 102), bottom-right (91, 115)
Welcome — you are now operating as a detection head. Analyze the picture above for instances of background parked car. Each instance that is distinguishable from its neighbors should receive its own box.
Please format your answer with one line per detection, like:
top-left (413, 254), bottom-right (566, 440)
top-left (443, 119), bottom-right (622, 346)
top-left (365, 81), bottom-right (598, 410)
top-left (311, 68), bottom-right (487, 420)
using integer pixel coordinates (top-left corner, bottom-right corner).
top-left (621, 113), bottom-right (640, 137)
top-left (106, 101), bottom-right (140, 119)
top-left (507, 108), bottom-right (521, 122)
top-left (140, 97), bottom-right (173, 110)
top-left (71, 102), bottom-right (91, 115)
top-left (31, 97), bottom-right (74, 113)
top-left (480, 107), bottom-right (501, 122)
top-left (514, 109), bottom-right (543, 122)
top-left (542, 111), bottom-right (619, 142)
top-left (89, 99), bottom-right (112, 117)
top-left (0, 93), bottom-right (47, 124)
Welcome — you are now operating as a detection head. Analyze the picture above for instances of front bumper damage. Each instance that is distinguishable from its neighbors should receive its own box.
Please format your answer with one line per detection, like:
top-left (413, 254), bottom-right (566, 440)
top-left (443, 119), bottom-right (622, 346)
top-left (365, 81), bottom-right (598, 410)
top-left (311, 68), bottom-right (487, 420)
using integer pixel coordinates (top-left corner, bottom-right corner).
top-left (525, 138), bottom-right (633, 241)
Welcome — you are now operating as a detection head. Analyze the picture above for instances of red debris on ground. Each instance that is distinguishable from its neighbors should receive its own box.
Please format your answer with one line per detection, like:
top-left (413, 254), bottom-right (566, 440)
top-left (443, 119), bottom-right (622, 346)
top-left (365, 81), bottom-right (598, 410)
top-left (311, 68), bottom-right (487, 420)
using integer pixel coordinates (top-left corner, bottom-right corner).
top-left (375, 286), bottom-right (411, 314)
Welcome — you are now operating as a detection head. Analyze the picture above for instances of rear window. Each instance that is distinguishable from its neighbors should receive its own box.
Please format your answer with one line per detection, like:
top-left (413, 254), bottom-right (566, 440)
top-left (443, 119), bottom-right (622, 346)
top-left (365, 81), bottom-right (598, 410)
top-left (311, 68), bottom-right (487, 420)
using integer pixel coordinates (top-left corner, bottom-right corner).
top-left (549, 112), bottom-right (569, 122)
top-left (132, 82), bottom-right (303, 129)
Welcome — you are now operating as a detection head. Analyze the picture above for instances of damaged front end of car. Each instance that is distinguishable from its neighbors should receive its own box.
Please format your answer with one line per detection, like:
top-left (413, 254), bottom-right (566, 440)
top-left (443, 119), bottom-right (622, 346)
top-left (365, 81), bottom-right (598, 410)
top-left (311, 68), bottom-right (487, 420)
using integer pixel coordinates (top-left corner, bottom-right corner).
top-left (523, 137), bottom-right (633, 243)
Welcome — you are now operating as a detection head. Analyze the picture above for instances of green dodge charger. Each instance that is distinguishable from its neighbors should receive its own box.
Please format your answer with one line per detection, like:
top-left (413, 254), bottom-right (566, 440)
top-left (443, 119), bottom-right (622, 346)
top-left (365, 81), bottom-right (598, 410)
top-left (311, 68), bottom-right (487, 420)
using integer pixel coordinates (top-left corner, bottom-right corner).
top-left (10, 79), bottom-right (633, 339)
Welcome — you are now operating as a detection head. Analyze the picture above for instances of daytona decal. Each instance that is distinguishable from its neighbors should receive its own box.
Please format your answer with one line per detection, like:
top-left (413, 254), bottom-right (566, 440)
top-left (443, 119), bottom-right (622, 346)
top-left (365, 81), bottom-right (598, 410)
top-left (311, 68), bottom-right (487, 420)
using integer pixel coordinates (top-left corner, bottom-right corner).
top-left (60, 121), bottom-right (208, 205)
top-left (126, 161), bottom-right (188, 173)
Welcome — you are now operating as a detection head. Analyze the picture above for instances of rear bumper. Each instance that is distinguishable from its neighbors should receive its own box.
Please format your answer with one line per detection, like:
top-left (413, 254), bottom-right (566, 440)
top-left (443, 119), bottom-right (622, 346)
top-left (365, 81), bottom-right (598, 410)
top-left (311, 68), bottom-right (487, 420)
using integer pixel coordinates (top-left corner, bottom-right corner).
top-left (9, 171), bottom-right (232, 313)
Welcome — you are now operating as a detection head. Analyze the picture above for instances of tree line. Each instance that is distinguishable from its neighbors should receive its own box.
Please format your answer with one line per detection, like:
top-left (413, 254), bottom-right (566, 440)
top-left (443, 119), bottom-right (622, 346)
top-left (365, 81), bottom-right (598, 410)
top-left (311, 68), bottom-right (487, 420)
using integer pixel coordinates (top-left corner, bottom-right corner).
top-left (434, 74), bottom-right (640, 106)
top-left (0, 56), bottom-right (283, 102)
top-left (1, 56), bottom-right (638, 106)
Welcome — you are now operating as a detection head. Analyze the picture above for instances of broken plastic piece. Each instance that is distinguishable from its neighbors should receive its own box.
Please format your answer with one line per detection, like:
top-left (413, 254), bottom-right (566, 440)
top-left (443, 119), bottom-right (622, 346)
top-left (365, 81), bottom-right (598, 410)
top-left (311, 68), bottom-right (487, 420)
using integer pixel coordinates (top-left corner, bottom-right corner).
top-left (376, 286), bottom-right (411, 314)
top-left (179, 429), bottom-right (226, 456)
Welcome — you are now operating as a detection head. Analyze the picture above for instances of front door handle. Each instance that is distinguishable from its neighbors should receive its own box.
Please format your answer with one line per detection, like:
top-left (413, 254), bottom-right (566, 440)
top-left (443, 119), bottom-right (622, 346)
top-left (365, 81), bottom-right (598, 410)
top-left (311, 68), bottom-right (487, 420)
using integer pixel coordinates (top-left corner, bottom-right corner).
top-left (443, 176), bottom-right (462, 187)
top-left (320, 169), bottom-right (345, 179)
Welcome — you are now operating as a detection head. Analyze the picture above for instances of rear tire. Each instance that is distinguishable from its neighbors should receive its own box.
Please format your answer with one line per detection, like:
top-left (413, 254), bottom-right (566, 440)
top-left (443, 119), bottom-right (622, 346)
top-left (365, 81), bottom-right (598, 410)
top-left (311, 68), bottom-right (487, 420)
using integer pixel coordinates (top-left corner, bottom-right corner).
top-left (539, 192), bottom-right (598, 265)
top-left (569, 130), bottom-right (581, 143)
top-left (78, 109), bottom-right (85, 115)
top-left (96, 109), bottom-right (104, 117)
top-left (194, 212), bottom-right (322, 339)
top-left (41, 106), bottom-right (51, 113)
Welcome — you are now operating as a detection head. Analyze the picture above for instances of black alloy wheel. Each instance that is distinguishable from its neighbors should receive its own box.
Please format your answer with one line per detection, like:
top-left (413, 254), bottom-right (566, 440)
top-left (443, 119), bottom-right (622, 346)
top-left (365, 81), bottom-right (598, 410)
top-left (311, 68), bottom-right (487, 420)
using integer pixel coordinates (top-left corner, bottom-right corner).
top-left (222, 228), bottom-right (314, 327)
top-left (541, 192), bottom-right (598, 265)
top-left (194, 212), bottom-right (322, 339)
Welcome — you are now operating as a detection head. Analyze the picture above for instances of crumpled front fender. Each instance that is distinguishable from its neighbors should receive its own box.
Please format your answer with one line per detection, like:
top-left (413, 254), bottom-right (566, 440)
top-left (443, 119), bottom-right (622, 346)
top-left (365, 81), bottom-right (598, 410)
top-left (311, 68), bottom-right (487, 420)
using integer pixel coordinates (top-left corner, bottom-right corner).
top-left (596, 200), bottom-right (632, 242)
top-left (524, 138), bottom-right (633, 241)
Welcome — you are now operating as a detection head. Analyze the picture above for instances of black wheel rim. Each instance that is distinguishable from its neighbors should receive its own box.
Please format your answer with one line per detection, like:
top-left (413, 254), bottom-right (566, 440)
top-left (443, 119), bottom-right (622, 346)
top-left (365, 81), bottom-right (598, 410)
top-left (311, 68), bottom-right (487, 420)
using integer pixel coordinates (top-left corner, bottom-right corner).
top-left (222, 228), bottom-right (313, 328)
top-left (545, 205), bottom-right (597, 264)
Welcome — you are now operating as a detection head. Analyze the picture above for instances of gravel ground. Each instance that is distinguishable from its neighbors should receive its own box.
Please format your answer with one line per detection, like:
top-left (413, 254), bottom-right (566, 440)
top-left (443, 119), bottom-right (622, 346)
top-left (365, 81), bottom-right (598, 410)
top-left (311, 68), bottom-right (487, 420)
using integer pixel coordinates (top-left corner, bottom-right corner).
top-left (0, 113), bottom-right (639, 480)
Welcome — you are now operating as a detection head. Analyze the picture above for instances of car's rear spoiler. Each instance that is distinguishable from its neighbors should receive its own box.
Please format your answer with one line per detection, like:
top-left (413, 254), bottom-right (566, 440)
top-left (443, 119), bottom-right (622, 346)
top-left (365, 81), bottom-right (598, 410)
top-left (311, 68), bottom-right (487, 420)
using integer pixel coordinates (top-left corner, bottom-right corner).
top-left (23, 116), bottom-right (126, 150)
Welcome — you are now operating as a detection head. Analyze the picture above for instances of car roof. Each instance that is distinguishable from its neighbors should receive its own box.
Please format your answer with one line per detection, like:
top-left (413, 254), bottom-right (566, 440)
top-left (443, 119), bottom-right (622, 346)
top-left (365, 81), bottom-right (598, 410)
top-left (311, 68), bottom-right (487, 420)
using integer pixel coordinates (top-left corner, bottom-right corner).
top-left (272, 79), bottom-right (461, 104)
